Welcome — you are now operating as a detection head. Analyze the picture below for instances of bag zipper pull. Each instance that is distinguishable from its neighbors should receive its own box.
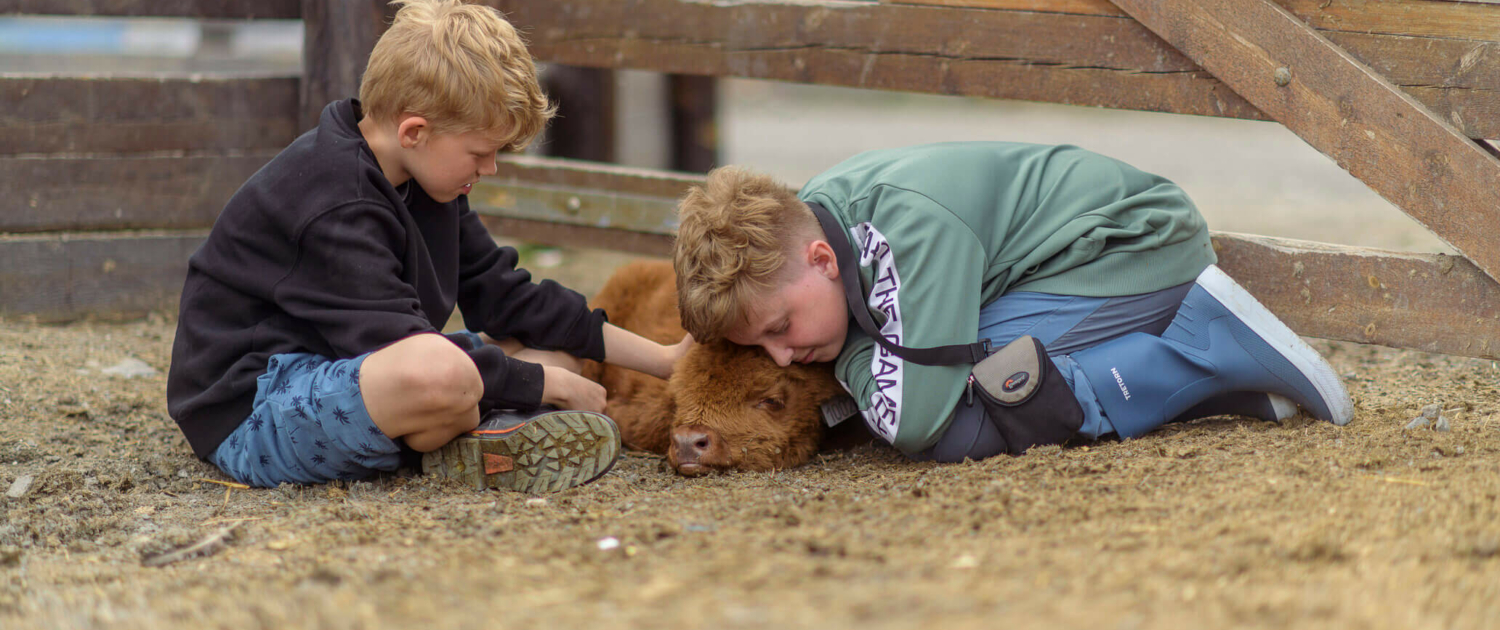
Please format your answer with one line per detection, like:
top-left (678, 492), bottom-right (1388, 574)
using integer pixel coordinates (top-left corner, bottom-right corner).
top-left (966, 373), bottom-right (976, 407)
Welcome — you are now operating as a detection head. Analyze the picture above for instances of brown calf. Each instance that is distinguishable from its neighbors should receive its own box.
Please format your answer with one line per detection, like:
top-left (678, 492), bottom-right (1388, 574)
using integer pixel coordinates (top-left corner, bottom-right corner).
top-left (583, 260), bottom-right (844, 475)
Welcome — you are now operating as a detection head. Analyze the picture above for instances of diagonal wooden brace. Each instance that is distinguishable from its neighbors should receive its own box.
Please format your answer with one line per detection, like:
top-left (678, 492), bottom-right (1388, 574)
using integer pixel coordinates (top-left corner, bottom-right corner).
top-left (1108, 0), bottom-right (1500, 284)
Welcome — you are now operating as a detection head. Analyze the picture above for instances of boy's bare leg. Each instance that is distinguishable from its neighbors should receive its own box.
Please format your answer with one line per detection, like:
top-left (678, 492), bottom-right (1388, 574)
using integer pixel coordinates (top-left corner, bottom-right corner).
top-left (482, 334), bottom-right (584, 374)
top-left (360, 333), bottom-right (483, 452)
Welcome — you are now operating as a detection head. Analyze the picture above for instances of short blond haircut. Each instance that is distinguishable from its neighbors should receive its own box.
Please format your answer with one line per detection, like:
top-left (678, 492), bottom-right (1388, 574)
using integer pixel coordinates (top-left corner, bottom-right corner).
top-left (674, 166), bottom-right (822, 342)
top-left (359, 0), bottom-right (554, 151)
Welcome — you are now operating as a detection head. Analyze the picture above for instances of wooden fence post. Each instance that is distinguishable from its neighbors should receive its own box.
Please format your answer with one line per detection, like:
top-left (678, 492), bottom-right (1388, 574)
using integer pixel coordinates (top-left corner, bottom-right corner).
top-left (540, 66), bottom-right (617, 163)
top-left (300, 0), bottom-right (393, 132)
top-left (668, 75), bottom-right (718, 173)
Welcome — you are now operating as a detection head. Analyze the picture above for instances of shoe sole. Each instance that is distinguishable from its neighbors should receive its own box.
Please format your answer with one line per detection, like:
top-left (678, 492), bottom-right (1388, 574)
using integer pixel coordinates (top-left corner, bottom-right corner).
top-left (422, 412), bottom-right (621, 493)
top-left (1195, 265), bottom-right (1353, 426)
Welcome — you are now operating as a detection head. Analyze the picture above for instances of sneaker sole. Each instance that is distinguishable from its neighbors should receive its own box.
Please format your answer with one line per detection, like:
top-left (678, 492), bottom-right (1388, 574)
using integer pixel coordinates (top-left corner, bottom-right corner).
top-left (1195, 265), bottom-right (1353, 426)
top-left (422, 412), bottom-right (621, 493)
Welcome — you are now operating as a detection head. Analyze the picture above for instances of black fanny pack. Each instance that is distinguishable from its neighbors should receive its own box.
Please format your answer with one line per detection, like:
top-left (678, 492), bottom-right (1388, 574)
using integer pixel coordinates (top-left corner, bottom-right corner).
top-left (966, 335), bottom-right (1084, 453)
top-left (808, 201), bottom-right (1083, 454)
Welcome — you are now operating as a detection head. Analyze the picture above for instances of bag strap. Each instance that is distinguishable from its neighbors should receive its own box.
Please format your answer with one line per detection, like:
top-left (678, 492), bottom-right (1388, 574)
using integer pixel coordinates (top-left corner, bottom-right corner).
top-left (807, 201), bottom-right (991, 367)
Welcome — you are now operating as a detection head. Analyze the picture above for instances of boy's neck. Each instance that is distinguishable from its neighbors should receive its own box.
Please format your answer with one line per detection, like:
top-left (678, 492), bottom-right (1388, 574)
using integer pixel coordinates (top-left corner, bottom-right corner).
top-left (357, 116), bottom-right (412, 189)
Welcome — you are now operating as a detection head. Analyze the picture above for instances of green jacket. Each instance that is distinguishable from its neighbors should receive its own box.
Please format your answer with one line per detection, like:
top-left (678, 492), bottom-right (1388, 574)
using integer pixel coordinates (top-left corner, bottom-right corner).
top-left (799, 142), bottom-right (1215, 453)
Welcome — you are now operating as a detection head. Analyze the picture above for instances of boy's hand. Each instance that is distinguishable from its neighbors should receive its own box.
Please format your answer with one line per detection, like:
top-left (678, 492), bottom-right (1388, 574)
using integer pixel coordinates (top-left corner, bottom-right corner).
top-left (540, 365), bottom-right (606, 413)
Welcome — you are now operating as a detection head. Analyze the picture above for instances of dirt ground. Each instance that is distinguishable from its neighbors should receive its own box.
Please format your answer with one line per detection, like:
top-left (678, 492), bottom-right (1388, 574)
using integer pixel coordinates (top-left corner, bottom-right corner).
top-left (2, 245), bottom-right (1498, 630)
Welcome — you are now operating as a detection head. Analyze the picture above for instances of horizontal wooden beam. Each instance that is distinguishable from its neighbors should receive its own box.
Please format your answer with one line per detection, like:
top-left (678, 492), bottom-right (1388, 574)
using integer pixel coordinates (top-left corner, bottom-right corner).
top-left (0, 152), bottom-right (274, 233)
top-left (0, 231), bottom-right (206, 322)
top-left (490, 0), bottom-right (1500, 139)
top-left (0, 0), bottom-right (299, 19)
top-left (1213, 232), bottom-right (1500, 360)
top-left (889, 0), bottom-right (1500, 42)
top-left (0, 76), bottom-right (300, 155)
top-left (477, 216), bottom-right (673, 258)
top-left (472, 156), bottom-right (1500, 360)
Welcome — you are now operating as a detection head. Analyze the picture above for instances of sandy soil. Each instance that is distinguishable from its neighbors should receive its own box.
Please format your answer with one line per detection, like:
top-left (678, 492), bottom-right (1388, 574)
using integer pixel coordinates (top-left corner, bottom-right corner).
top-left (3, 248), bottom-right (1498, 630)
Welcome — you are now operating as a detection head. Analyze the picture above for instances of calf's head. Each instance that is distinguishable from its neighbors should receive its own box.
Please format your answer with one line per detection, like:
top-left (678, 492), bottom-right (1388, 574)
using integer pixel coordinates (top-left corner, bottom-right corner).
top-left (665, 340), bottom-right (843, 476)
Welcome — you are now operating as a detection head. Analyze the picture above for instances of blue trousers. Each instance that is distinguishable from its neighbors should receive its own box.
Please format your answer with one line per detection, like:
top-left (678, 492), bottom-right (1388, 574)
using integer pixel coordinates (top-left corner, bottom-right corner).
top-left (917, 283), bottom-right (1193, 462)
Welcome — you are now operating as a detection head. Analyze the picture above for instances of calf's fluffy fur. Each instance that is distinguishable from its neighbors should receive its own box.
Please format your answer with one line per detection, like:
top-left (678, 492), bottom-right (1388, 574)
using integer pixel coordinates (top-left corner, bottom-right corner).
top-left (582, 261), bottom-right (843, 475)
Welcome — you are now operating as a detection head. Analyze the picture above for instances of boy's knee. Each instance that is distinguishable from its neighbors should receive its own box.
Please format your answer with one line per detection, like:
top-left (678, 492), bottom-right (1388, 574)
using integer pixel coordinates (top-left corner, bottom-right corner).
top-left (375, 334), bottom-right (484, 413)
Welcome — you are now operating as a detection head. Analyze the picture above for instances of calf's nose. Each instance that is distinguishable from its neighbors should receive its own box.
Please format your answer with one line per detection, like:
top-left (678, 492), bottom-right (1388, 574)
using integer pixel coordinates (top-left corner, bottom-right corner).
top-left (671, 424), bottom-right (726, 476)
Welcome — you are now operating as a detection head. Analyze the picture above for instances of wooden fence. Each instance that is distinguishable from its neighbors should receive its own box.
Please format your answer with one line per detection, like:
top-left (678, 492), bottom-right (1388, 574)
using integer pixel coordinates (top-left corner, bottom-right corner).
top-left (0, 0), bottom-right (303, 318)
top-left (2, 0), bottom-right (1499, 363)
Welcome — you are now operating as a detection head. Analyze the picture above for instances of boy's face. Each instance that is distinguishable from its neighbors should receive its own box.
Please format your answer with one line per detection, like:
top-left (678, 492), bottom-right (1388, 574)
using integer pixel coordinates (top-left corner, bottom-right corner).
top-left (401, 121), bottom-right (508, 203)
top-left (724, 240), bottom-right (850, 367)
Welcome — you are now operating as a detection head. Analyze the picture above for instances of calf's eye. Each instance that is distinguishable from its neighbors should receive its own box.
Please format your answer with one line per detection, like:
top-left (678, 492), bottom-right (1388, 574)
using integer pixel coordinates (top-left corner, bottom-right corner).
top-left (756, 397), bottom-right (785, 411)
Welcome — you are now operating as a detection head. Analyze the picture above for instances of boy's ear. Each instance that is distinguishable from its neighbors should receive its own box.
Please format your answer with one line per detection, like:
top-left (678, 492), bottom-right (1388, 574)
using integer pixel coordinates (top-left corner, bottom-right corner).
top-left (807, 240), bottom-right (840, 280)
top-left (396, 115), bottom-right (431, 149)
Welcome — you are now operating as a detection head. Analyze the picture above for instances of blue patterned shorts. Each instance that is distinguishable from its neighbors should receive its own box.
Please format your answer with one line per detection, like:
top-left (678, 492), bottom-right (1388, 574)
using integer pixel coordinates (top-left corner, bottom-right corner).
top-left (211, 351), bottom-right (401, 487)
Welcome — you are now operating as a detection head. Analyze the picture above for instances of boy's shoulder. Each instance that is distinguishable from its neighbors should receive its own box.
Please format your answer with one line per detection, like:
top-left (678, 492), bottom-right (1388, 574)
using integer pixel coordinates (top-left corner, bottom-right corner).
top-left (270, 100), bottom-right (382, 195)
top-left (229, 100), bottom-right (396, 227)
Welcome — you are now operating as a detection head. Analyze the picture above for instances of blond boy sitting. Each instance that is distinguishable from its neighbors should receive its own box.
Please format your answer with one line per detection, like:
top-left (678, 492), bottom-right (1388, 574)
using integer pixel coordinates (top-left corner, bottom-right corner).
top-left (168, 0), bottom-right (688, 491)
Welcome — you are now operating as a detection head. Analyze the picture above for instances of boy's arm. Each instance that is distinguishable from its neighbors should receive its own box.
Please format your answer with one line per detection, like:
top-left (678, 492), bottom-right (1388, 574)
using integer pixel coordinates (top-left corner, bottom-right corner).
top-left (453, 208), bottom-right (607, 360)
top-left (601, 323), bottom-right (694, 380)
top-left (824, 189), bottom-right (987, 454)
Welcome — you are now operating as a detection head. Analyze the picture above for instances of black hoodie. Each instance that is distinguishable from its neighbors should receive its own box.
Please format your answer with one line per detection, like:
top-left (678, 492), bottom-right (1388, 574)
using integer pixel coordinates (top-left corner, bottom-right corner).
top-left (167, 99), bottom-right (606, 459)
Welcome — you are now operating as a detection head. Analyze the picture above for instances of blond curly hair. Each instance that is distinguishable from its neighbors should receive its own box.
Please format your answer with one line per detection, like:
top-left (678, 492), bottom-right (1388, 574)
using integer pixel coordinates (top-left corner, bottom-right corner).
top-left (359, 0), bottom-right (555, 151)
top-left (673, 166), bottom-right (822, 342)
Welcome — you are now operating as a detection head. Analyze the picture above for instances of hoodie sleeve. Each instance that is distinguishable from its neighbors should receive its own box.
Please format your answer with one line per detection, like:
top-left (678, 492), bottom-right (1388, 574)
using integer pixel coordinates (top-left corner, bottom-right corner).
top-left (273, 203), bottom-right (548, 410)
top-left (453, 207), bottom-right (608, 361)
top-left (828, 187), bottom-right (988, 454)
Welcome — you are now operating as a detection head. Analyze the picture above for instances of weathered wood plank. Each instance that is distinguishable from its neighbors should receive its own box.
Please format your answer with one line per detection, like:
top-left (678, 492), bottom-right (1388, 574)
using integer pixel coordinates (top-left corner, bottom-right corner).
top-left (1406, 86), bottom-right (1500, 139)
top-left (472, 156), bottom-right (686, 253)
top-left (0, 0), bottom-right (299, 19)
top-left (891, 1), bottom-right (1500, 80)
top-left (472, 156), bottom-right (695, 235)
top-left (473, 156), bottom-right (1500, 359)
top-left (493, 0), bottom-right (1265, 123)
top-left (0, 231), bottom-right (206, 322)
top-left (1110, 0), bottom-right (1500, 281)
top-left (1213, 232), bottom-right (1500, 360)
top-left (490, 0), bottom-right (1500, 139)
top-left (0, 76), bottom-right (300, 154)
top-left (0, 153), bottom-right (274, 233)
top-left (1329, 32), bottom-right (1500, 93)
top-left (889, 0), bottom-right (1500, 41)
top-left (491, 155), bottom-right (704, 200)
top-left (1278, 0), bottom-right (1500, 41)
top-left (477, 216), bottom-right (673, 258)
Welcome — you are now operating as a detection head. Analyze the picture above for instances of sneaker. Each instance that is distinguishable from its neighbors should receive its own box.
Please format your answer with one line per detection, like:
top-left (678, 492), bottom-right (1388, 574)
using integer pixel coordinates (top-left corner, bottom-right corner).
top-left (422, 409), bottom-right (621, 493)
top-left (1177, 265), bottom-right (1353, 426)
